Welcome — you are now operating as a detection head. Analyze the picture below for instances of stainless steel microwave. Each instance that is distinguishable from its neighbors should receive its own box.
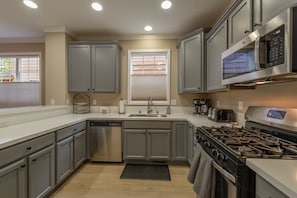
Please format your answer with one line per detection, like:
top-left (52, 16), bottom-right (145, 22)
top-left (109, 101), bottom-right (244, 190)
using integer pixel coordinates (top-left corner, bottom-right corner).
top-left (221, 6), bottom-right (297, 86)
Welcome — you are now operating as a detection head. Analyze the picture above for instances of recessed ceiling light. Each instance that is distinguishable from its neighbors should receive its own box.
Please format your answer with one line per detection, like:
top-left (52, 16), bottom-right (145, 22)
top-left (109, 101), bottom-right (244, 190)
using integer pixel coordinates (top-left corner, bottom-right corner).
top-left (144, 25), bottom-right (153, 31)
top-left (23, 0), bottom-right (38, 9)
top-left (91, 2), bottom-right (103, 11)
top-left (161, 0), bottom-right (172, 9)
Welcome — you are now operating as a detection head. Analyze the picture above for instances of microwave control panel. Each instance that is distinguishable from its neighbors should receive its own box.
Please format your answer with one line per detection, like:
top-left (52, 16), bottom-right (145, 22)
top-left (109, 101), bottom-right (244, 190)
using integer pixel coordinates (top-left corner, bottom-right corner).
top-left (263, 24), bottom-right (285, 67)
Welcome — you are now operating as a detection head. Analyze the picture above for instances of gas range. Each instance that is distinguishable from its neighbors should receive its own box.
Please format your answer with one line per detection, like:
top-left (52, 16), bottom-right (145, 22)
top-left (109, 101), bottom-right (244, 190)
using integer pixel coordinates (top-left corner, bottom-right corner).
top-left (195, 106), bottom-right (297, 198)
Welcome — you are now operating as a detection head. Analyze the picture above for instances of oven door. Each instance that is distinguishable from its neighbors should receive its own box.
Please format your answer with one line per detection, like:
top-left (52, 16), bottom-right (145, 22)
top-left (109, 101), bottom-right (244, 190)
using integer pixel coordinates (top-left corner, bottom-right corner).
top-left (212, 161), bottom-right (237, 198)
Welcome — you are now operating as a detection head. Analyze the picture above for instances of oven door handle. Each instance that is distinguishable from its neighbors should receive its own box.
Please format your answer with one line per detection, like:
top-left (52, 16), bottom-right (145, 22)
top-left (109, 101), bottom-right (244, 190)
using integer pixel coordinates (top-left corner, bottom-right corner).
top-left (212, 161), bottom-right (236, 184)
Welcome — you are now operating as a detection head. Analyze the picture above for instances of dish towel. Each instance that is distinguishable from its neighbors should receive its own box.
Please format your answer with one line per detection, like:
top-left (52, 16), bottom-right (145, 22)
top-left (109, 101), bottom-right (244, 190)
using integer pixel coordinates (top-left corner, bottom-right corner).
top-left (187, 143), bottom-right (214, 198)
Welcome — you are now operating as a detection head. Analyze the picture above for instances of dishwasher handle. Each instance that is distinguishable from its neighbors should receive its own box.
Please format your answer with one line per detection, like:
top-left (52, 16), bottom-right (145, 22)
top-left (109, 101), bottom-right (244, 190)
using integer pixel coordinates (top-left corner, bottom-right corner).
top-left (89, 121), bottom-right (122, 127)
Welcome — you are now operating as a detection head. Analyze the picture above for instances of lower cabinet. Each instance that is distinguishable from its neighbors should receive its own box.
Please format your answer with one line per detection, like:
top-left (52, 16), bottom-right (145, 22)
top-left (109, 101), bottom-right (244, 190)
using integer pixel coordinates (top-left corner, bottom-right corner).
top-left (28, 145), bottom-right (55, 198)
top-left (172, 122), bottom-right (188, 161)
top-left (56, 136), bottom-right (74, 184)
top-left (123, 121), bottom-right (171, 161)
top-left (0, 158), bottom-right (27, 198)
top-left (147, 129), bottom-right (171, 160)
top-left (56, 122), bottom-right (86, 185)
top-left (0, 133), bottom-right (55, 198)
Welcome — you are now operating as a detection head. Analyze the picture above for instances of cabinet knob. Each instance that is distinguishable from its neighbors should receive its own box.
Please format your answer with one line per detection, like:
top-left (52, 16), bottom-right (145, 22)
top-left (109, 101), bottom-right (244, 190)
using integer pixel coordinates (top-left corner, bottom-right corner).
top-left (26, 147), bottom-right (32, 150)
top-left (254, 23), bottom-right (261, 28)
top-left (32, 159), bottom-right (37, 162)
top-left (21, 164), bottom-right (26, 168)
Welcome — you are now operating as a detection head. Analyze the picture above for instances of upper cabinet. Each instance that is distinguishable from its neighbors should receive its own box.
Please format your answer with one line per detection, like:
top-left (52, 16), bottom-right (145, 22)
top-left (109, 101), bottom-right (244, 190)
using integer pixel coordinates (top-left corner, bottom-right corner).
top-left (68, 42), bottom-right (121, 93)
top-left (228, 0), bottom-right (253, 46)
top-left (206, 20), bottom-right (229, 92)
top-left (177, 28), bottom-right (208, 93)
top-left (253, 0), bottom-right (297, 29)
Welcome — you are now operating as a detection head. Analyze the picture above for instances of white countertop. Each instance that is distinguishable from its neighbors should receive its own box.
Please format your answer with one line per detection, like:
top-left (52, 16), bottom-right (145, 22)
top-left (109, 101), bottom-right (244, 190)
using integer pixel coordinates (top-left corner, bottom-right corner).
top-left (247, 159), bottom-right (297, 198)
top-left (0, 112), bottom-right (223, 150)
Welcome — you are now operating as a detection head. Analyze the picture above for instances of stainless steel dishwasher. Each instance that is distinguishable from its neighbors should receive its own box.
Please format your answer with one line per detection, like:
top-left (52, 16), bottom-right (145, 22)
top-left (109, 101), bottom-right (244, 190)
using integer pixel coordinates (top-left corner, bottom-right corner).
top-left (89, 121), bottom-right (122, 162)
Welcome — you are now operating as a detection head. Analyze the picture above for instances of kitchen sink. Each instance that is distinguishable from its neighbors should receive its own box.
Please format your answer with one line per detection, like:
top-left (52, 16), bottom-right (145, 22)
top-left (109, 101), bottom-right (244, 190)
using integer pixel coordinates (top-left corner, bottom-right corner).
top-left (128, 114), bottom-right (167, 117)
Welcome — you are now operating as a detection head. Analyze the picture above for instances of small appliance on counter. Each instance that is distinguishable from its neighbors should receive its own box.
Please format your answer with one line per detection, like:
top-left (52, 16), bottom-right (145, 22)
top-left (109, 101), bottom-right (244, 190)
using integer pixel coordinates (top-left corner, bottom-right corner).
top-left (208, 108), bottom-right (235, 122)
top-left (193, 99), bottom-right (211, 115)
top-left (73, 93), bottom-right (90, 114)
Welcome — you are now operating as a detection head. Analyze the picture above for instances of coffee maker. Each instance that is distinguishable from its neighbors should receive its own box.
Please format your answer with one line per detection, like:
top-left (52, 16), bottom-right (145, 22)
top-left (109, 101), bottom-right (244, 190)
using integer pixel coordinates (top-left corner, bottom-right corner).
top-left (193, 99), bottom-right (211, 115)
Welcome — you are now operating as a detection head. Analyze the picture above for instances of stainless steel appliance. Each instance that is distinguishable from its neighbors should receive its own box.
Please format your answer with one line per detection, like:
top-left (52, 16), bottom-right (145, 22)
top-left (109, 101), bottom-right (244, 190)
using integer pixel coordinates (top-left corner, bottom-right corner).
top-left (208, 108), bottom-right (235, 122)
top-left (222, 6), bottom-right (297, 86)
top-left (193, 99), bottom-right (210, 114)
top-left (196, 106), bottom-right (297, 198)
top-left (89, 121), bottom-right (122, 162)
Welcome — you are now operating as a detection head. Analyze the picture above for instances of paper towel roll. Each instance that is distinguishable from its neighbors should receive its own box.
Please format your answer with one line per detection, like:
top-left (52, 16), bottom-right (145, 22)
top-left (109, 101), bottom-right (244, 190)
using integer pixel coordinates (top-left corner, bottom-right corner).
top-left (119, 99), bottom-right (125, 114)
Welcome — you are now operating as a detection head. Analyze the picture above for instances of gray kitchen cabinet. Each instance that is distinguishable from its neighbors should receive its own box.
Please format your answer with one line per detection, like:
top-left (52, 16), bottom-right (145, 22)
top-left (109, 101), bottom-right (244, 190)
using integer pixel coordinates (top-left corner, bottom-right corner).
top-left (28, 145), bottom-right (55, 198)
top-left (123, 121), bottom-right (171, 161)
top-left (74, 130), bottom-right (86, 169)
top-left (56, 122), bottom-right (86, 184)
top-left (253, 0), bottom-right (297, 29)
top-left (68, 44), bottom-right (91, 92)
top-left (228, 0), bottom-right (252, 46)
top-left (123, 129), bottom-right (146, 160)
top-left (256, 174), bottom-right (288, 198)
top-left (0, 158), bottom-right (27, 198)
top-left (0, 133), bottom-right (55, 198)
top-left (206, 20), bottom-right (229, 92)
top-left (56, 136), bottom-right (73, 184)
top-left (187, 123), bottom-right (194, 165)
top-left (147, 129), bottom-right (171, 160)
top-left (178, 28), bottom-right (208, 93)
top-left (171, 122), bottom-right (188, 161)
top-left (68, 42), bottom-right (120, 93)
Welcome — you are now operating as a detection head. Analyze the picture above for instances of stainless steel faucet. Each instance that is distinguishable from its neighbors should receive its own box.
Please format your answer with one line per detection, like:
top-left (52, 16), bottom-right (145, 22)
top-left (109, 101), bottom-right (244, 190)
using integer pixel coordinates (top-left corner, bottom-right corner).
top-left (147, 97), bottom-right (153, 114)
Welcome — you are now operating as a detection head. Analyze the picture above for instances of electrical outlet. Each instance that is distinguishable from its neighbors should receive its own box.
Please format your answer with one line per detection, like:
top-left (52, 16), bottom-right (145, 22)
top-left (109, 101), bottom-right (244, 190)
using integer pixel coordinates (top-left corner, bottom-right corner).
top-left (217, 100), bottom-right (220, 107)
top-left (238, 101), bottom-right (243, 110)
top-left (171, 99), bottom-right (177, 106)
top-left (50, 99), bottom-right (55, 105)
top-left (66, 99), bottom-right (69, 105)
top-left (93, 99), bottom-right (97, 105)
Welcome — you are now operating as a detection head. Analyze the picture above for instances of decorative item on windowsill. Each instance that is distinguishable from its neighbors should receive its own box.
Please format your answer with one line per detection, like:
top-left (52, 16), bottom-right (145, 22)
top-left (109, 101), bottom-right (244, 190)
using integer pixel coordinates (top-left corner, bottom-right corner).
top-left (73, 93), bottom-right (90, 114)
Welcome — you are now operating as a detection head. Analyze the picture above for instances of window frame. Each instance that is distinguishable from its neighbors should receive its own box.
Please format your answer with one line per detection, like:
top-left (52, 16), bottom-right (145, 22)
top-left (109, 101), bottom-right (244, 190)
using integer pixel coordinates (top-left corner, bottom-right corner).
top-left (127, 49), bottom-right (171, 106)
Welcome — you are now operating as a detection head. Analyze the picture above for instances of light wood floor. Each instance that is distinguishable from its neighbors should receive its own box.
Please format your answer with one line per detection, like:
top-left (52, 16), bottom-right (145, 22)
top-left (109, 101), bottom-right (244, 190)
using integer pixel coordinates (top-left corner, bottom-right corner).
top-left (50, 162), bottom-right (197, 198)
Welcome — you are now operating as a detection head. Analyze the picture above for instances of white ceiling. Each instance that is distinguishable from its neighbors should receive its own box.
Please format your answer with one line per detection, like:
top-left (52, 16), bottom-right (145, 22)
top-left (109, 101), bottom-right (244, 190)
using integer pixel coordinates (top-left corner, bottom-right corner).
top-left (0, 0), bottom-right (234, 42)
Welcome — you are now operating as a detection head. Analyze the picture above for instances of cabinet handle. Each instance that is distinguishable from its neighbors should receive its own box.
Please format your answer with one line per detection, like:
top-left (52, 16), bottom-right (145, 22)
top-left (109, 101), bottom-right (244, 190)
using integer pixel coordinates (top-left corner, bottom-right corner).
top-left (32, 159), bottom-right (37, 162)
top-left (254, 23), bottom-right (261, 27)
top-left (21, 164), bottom-right (26, 168)
top-left (244, 30), bottom-right (251, 34)
top-left (26, 147), bottom-right (32, 150)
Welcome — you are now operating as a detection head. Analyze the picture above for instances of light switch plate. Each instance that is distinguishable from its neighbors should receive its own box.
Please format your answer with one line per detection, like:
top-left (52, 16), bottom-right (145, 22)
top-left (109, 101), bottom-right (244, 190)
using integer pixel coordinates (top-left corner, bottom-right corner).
top-left (171, 99), bottom-right (177, 105)
top-left (238, 101), bottom-right (243, 110)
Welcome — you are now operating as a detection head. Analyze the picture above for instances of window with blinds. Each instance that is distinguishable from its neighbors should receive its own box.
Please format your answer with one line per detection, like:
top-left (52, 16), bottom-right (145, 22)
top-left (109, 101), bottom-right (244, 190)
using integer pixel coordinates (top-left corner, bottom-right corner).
top-left (0, 56), bottom-right (40, 83)
top-left (128, 49), bottom-right (170, 105)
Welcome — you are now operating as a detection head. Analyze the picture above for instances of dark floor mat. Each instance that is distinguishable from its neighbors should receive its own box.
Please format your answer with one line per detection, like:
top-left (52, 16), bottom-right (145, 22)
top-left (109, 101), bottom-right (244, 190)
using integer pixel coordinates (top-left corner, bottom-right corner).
top-left (120, 164), bottom-right (171, 181)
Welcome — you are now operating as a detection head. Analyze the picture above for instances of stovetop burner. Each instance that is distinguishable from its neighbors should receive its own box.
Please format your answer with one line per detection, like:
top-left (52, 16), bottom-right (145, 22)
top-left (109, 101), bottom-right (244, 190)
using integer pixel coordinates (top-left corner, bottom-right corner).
top-left (201, 126), bottom-right (297, 159)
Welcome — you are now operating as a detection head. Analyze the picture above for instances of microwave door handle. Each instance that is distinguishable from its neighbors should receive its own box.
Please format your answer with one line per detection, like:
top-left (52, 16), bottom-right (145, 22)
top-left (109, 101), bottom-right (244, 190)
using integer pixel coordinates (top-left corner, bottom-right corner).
top-left (254, 38), bottom-right (261, 70)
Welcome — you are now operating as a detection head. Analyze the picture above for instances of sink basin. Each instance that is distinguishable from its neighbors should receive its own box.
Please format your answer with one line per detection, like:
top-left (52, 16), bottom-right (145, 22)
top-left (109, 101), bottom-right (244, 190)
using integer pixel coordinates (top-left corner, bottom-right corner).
top-left (128, 114), bottom-right (167, 117)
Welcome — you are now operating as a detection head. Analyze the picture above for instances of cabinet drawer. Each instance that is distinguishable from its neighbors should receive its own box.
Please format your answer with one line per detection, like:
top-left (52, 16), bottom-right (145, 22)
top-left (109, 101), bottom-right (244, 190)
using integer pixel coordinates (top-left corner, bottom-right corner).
top-left (56, 122), bottom-right (86, 141)
top-left (0, 133), bottom-right (55, 168)
top-left (123, 121), bottom-right (171, 129)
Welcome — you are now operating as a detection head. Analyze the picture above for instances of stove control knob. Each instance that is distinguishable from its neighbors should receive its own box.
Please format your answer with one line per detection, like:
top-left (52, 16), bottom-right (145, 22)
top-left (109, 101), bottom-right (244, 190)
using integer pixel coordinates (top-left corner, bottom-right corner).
top-left (204, 142), bottom-right (211, 148)
top-left (211, 149), bottom-right (218, 156)
top-left (218, 153), bottom-right (226, 161)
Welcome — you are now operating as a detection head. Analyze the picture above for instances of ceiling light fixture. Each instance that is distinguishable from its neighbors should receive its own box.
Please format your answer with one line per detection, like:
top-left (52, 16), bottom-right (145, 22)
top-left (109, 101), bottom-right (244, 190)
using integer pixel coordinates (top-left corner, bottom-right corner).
top-left (91, 2), bottom-right (103, 11)
top-left (144, 25), bottom-right (153, 31)
top-left (161, 0), bottom-right (172, 9)
top-left (23, 0), bottom-right (38, 9)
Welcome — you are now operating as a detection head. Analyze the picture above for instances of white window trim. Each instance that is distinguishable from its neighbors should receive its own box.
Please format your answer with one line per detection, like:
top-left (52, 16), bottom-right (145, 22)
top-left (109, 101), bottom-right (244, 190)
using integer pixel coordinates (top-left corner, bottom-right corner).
top-left (127, 49), bottom-right (170, 106)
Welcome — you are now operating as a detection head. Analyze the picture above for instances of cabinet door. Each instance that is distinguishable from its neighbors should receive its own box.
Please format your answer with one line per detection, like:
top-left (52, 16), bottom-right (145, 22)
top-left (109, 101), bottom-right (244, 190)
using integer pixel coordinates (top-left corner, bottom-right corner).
top-left (68, 44), bottom-right (91, 92)
top-left (228, 0), bottom-right (252, 46)
top-left (207, 20), bottom-right (229, 92)
top-left (0, 159), bottom-right (27, 198)
top-left (28, 145), bottom-right (55, 198)
top-left (181, 34), bottom-right (203, 92)
top-left (187, 124), bottom-right (194, 165)
top-left (92, 44), bottom-right (120, 93)
top-left (172, 122), bottom-right (188, 161)
top-left (147, 129), bottom-right (171, 160)
top-left (254, 0), bottom-right (297, 28)
top-left (56, 136), bottom-right (73, 184)
top-left (74, 130), bottom-right (86, 169)
top-left (123, 129), bottom-right (146, 160)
